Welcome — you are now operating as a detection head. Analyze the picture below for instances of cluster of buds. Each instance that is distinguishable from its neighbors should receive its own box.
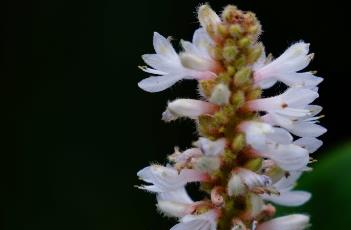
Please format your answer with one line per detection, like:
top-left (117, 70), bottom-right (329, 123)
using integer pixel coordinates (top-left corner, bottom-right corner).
top-left (137, 4), bottom-right (326, 230)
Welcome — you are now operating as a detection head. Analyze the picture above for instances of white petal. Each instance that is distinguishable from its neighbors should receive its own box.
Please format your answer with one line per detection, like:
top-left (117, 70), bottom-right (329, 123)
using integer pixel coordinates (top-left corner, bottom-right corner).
top-left (153, 32), bottom-right (178, 59)
top-left (157, 200), bottom-right (191, 218)
top-left (142, 54), bottom-right (181, 73)
top-left (267, 127), bottom-right (293, 144)
top-left (194, 138), bottom-right (226, 156)
top-left (294, 137), bottom-right (323, 153)
top-left (276, 72), bottom-right (323, 88)
top-left (138, 74), bottom-right (183, 92)
top-left (287, 121), bottom-right (327, 138)
top-left (282, 88), bottom-right (318, 108)
top-left (273, 42), bottom-right (311, 72)
top-left (257, 214), bottom-right (310, 230)
top-left (169, 148), bottom-right (203, 164)
top-left (238, 168), bottom-right (272, 189)
top-left (240, 121), bottom-right (274, 152)
top-left (247, 88), bottom-right (318, 113)
top-left (192, 28), bottom-right (213, 58)
top-left (263, 144), bottom-right (309, 171)
top-left (174, 211), bottom-right (217, 230)
top-left (157, 187), bottom-right (193, 204)
top-left (262, 191), bottom-right (311, 207)
top-left (137, 165), bottom-right (206, 192)
top-left (274, 171), bottom-right (302, 191)
top-left (257, 78), bottom-right (278, 89)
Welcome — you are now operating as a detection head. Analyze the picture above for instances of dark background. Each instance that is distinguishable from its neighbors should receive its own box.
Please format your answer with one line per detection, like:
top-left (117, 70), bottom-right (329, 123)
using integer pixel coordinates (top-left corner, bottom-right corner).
top-left (2, 0), bottom-right (349, 229)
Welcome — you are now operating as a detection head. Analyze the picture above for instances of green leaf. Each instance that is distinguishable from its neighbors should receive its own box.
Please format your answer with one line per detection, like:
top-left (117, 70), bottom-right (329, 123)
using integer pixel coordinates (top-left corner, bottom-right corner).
top-left (276, 143), bottom-right (351, 229)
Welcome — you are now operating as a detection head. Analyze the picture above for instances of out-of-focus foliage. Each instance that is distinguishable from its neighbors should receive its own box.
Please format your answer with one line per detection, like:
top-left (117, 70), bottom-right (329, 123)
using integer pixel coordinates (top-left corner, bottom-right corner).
top-left (277, 143), bottom-right (351, 229)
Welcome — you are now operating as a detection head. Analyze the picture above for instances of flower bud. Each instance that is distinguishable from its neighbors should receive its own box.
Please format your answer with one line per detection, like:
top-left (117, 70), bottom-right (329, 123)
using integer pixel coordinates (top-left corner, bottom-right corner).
top-left (162, 99), bottom-right (218, 122)
top-left (209, 83), bottom-right (231, 105)
top-left (198, 4), bottom-right (221, 37)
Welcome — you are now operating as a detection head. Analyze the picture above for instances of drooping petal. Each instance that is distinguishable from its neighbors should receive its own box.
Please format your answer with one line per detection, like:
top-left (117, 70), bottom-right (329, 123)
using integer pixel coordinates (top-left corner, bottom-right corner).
top-left (262, 191), bottom-right (311, 207)
top-left (294, 137), bottom-right (323, 153)
top-left (257, 214), bottom-right (310, 230)
top-left (137, 165), bottom-right (207, 192)
top-left (172, 210), bottom-right (218, 230)
top-left (138, 74), bottom-right (183, 92)
top-left (157, 187), bottom-right (193, 204)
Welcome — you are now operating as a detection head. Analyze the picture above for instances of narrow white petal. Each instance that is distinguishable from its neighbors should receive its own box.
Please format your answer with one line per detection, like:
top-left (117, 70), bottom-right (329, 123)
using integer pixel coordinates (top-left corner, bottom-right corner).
top-left (262, 191), bottom-right (311, 207)
top-left (282, 88), bottom-right (319, 108)
top-left (294, 137), bottom-right (323, 153)
top-left (273, 42), bottom-right (311, 72)
top-left (153, 32), bottom-right (178, 59)
top-left (142, 54), bottom-right (181, 72)
top-left (288, 121), bottom-right (327, 137)
top-left (137, 165), bottom-right (206, 192)
top-left (257, 214), bottom-right (310, 230)
top-left (138, 74), bottom-right (183, 92)
top-left (157, 187), bottom-right (193, 204)
top-left (276, 72), bottom-right (323, 88)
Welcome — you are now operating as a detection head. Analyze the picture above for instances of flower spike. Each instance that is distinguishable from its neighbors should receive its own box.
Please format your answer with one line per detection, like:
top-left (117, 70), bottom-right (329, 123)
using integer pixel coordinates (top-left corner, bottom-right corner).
top-left (137, 3), bottom-right (326, 229)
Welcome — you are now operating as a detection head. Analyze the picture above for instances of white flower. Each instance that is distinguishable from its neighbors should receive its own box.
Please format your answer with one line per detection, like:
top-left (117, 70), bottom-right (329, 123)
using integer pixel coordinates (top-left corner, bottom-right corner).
top-left (253, 42), bottom-right (322, 89)
top-left (261, 171), bottom-right (311, 207)
top-left (247, 88), bottom-right (319, 117)
top-left (162, 99), bottom-right (218, 122)
top-left (138, 30), bottom-right (217, 92)
top-left (156, 187), bottom-right (195, 218)
top-left (193, 137), bottom-right (226, 156)
top-left (239, 121), bottom-right (292, 151)
top-left (180, 28), bottom-right (218, 71)
top-left (169, 147), bottom-right (203, 164)
top-left (137, 165), bottom-right (208, 192)
top-left (171, 210), bottom-right (218, 230)
top-left (262, 105), bottom-right (327, 138)
top-left (257, 214), bottom-right (310, 230)
top-left (228, 168), bottom-right (272, 196)
top-left (240, 121), bottom-right (309, 171)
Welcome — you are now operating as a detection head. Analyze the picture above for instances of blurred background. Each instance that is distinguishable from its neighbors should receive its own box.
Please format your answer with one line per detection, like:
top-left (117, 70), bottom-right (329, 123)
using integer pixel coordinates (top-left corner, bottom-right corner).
top-left (3, 0), bottom-right (350, 229)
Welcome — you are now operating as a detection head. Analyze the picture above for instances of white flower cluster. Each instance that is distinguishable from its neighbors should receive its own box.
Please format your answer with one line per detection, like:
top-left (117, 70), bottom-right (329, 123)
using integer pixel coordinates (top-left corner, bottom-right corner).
top-left (137, 4), bottom-right (325, 230)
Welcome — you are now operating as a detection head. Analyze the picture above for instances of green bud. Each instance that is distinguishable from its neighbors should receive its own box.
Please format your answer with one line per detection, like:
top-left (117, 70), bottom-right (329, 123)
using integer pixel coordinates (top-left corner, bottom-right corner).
top-left (234, 56), bottom-right (246, 68)
top-left (229, 24), bottom-right (242, 38)
top-left (223, 149), bottom-right (237, 164)
top-left (231, 133), bottom-right (245, 152)
top-left (223, 45), bottom-right (238, 62)
top-left (244, 158), bottom-right (262, 171)
top-left (248, 44), bottom-right (263, 64)
top-left (230, 90), bottom-right (245, 108)
top-left (234, 67), bottom-right (252, 86)
top-left (238, 37), bottom-right (251, 48)
top-left (218, 24), bottom-right (229, 37)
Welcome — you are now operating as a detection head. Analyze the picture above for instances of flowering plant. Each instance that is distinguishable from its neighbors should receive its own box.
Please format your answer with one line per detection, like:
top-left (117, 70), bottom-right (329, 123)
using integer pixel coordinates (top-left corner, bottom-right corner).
top-left (137, 4), bottom-right (326, 230)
